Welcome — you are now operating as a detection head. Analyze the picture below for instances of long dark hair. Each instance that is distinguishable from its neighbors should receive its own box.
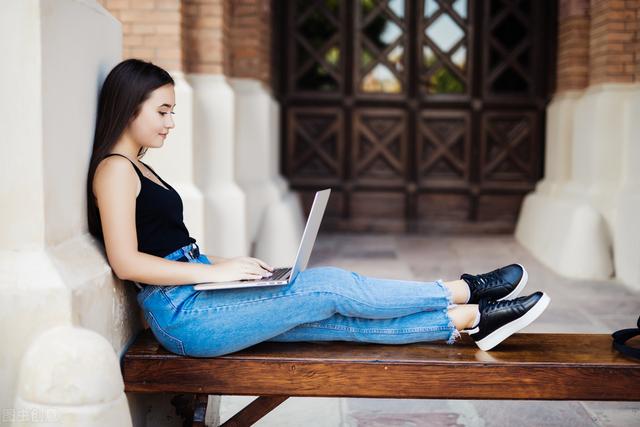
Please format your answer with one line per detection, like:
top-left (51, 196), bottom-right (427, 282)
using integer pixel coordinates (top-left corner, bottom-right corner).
top-left (87, 58), bottom-right (174, 244)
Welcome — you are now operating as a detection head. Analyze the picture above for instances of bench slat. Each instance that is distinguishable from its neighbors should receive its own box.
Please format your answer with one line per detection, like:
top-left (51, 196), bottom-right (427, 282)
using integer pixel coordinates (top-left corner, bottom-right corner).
top-left (122, 330), bottom-right (640, 401)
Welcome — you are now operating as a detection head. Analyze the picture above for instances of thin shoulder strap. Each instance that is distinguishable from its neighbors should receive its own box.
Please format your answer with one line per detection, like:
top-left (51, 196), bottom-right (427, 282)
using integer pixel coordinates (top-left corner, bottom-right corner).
top-left (139, 160), bottom-right (171, 187)
top-left (139, 160), bottom-right (159, 176)
top-left (103, 153), bottom-right (144, 178)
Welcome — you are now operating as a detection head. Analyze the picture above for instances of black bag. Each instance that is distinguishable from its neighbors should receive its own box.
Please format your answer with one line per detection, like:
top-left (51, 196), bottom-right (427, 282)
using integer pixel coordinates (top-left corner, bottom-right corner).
top-left (612, 315), bottom-right (640, 361)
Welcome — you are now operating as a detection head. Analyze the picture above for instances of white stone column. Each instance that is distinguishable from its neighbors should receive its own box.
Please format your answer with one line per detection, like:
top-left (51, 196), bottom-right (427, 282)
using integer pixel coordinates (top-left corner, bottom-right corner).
top-left (613, 84), bottom-right (640, 290)
top-left (516, 89), bottom-right (613, 279)
top-left (534, 91), bottom-right (580, 196)
top-left (517, 84), bottom-right (636, 282)
top-left (563, 84), bottom-right (631, 227)
top-left (0, 0), bottom-right (133, 425)
top-left (188, 74), bottom-right (249, 257)
top-left (230, 78), bottom-right (304, 267)
top-left (142, 72), bottom-right (206, 248)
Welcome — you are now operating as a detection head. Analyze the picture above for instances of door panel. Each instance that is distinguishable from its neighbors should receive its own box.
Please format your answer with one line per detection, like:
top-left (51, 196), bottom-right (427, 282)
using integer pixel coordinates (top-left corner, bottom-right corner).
top-left (352, 108), bottom-right (408, 186)
top-left (286, 107), bottom-right (345, 186)
top-left (276, 0), bottom-right (556, 233)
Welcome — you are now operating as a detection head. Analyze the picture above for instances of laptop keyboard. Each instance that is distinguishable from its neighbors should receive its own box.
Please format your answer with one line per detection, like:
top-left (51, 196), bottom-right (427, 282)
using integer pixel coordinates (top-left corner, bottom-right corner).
top-left (239, 267), bottom-right (290, 282)
top-left (268, 267), bottom-right (291, 280)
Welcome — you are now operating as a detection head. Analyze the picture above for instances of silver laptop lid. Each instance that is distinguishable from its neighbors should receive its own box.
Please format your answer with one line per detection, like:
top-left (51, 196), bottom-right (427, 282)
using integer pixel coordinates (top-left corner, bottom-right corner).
top-left (288, 188), bottom-right (331, 283)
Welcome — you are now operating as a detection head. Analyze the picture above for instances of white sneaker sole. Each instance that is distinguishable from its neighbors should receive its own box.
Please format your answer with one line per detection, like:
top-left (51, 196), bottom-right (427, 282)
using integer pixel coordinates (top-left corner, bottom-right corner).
top-left (475, 292), bottom-right (551, 352)
top-left (497, 263), bottom-right (528, 301)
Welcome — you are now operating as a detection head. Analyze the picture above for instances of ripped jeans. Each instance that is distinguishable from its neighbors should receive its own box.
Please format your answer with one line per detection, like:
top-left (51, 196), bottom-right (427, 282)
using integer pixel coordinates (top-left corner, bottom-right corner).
top-left (136, 242), bottom-right (458, 357)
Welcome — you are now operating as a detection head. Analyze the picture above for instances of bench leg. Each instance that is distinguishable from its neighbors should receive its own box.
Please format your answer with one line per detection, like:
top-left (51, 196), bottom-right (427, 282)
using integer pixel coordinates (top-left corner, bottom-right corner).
top-left (170, 393), bottom-right (209, 427)
top-left (220, 396), bottom-right (289, 427)
top-left (192, 394), bottom-right (209, 426)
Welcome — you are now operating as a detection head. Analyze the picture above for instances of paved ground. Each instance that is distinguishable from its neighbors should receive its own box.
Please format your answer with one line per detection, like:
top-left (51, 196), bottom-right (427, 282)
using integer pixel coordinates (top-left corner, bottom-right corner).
top-left (218, 232), bottom-right (640, 426)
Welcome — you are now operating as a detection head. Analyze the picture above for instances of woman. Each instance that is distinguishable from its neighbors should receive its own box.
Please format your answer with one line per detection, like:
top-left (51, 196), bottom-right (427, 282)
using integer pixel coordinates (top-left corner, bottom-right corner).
top-left (87, 59), bottom-right (550, 357)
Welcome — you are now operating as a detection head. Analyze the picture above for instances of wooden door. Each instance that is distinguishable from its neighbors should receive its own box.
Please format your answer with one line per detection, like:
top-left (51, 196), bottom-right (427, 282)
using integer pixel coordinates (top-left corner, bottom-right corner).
top-left (273, 0), bottom-right (557, 233)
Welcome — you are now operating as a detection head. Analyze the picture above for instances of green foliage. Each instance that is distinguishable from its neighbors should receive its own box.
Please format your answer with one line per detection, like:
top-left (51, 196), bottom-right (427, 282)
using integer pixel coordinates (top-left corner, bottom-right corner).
top-left (429, 67), bottom-right (464, 93)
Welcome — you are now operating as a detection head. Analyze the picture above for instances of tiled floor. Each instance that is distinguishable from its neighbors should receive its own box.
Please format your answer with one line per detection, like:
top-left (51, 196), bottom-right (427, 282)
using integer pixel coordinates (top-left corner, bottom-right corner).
top-left (218, 232), bottom-right (640, 427)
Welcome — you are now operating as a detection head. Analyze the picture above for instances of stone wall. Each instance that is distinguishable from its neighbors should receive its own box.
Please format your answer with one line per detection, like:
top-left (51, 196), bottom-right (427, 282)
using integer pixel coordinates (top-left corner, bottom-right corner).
top-left (1, 1), bottom-right (133, 424)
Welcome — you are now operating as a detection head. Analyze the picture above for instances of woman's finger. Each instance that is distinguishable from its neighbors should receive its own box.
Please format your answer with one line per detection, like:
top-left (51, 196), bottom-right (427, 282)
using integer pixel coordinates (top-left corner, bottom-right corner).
top-left (250, 257), bottom-right (274, 272)
top-left (243, 265), bottom-right (269, 276)
top-left (252, 265), bottom-right (271, 276)
top-left (241, 258), bottom-right (258, 269)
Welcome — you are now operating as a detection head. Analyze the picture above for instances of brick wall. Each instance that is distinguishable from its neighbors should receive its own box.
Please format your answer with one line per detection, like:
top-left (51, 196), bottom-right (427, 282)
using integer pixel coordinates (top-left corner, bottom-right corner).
top-left (230, 0), bottom-right (271, 85)
top-left (557, 0), bottom-right (590, 91)
top-left (98, 0), bottom-right (272, 86)
top-left (556, 0), bottom-right (639, 92)
top-left (98, 0), bottom-right (183, 72)
top-left (637, 3), bottom-right (640, 80)
top-left (588, 0), bottom-right (639, 85)
top-left (182, 0), bottom-right (231, 75)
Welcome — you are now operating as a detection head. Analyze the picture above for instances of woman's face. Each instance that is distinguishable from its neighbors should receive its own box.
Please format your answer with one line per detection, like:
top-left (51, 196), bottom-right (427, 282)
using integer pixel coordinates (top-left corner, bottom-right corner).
top-left (126, 83), bottom-right (176, 149)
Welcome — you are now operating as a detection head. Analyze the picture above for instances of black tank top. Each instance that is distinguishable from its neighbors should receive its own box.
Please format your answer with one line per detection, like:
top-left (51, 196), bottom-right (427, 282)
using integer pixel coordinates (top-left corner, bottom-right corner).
top-left (102, 153), bottom-right (196, 258)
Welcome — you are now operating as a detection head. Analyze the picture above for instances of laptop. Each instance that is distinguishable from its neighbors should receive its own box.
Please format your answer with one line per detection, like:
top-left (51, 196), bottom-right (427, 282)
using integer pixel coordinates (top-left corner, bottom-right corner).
top-left (193, 188), bottom-right (331, 291)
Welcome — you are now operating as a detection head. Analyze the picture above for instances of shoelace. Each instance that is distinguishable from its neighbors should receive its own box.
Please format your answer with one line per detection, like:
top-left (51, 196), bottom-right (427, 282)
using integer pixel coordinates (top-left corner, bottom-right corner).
top-left (480, 294), bottom-right (527, 314)
top-left (467, 270), bottom-right (503, 291)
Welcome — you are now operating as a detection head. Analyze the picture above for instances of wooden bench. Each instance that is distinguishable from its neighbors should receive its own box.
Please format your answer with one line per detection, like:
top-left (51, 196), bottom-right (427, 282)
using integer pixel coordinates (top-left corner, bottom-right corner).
top-left (122, 329), bottom-right (640, 426)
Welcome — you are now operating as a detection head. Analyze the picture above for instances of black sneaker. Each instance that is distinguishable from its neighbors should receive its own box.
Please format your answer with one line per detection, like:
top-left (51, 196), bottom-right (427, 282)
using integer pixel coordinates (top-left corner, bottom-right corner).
top-left (467, 291), bottom-right (550, 351)
top-left (461, 263), bottom-right (528, 304)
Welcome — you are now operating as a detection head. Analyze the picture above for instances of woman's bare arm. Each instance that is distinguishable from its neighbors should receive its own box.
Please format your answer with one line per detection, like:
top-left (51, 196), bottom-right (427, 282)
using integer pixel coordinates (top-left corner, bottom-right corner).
top-left (203, 254), bottom-right (228, 264)
top-left (93, 156), bottom-right (227, 286)
top-left (117, 252), bottom-right (223, 285)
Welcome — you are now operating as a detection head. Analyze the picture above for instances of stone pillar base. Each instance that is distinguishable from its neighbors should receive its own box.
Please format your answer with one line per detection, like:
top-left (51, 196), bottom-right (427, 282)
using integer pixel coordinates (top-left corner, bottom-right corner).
top-left (614, 195), bottom-right (640, 290)
top-left (515, 193), bottom-right (613, 280)
top-left (13, 326), bottom-right (131, 426)
top-left (515, 84), bottom-right (639, 283)
top-left (612, 86), bottom-right (640, 291)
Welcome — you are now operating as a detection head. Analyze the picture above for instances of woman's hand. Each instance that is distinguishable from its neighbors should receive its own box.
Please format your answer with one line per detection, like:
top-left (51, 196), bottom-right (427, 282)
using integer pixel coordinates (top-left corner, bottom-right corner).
top-left (206, 256), bottom-right (274, 283)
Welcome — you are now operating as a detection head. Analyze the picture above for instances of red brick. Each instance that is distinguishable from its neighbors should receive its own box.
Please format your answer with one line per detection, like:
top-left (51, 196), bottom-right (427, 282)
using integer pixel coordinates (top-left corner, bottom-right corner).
top-left (131, 24), bottom-right (156, 35)
top-left (106, 0), bottom-right (130, 10)
top-left (129, 47), bottom-right (155, 59)
top-left (133, 0), bottom-right (155, 10)
top-left (123, 35), bottom-right (144, 46)
top-left (156, 24), bottom-right (180, 35)
top-left (156, 47), bottom-right (182, 60)
top-left (156, 0), bottom-right (180, 11)
top-left (607, 31), bottom-right (635, 41)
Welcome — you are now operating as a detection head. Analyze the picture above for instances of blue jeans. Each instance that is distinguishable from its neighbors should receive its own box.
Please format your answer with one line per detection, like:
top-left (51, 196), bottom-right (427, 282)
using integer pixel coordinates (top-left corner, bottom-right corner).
top-left (136, 243), bottom-right (458, 357)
